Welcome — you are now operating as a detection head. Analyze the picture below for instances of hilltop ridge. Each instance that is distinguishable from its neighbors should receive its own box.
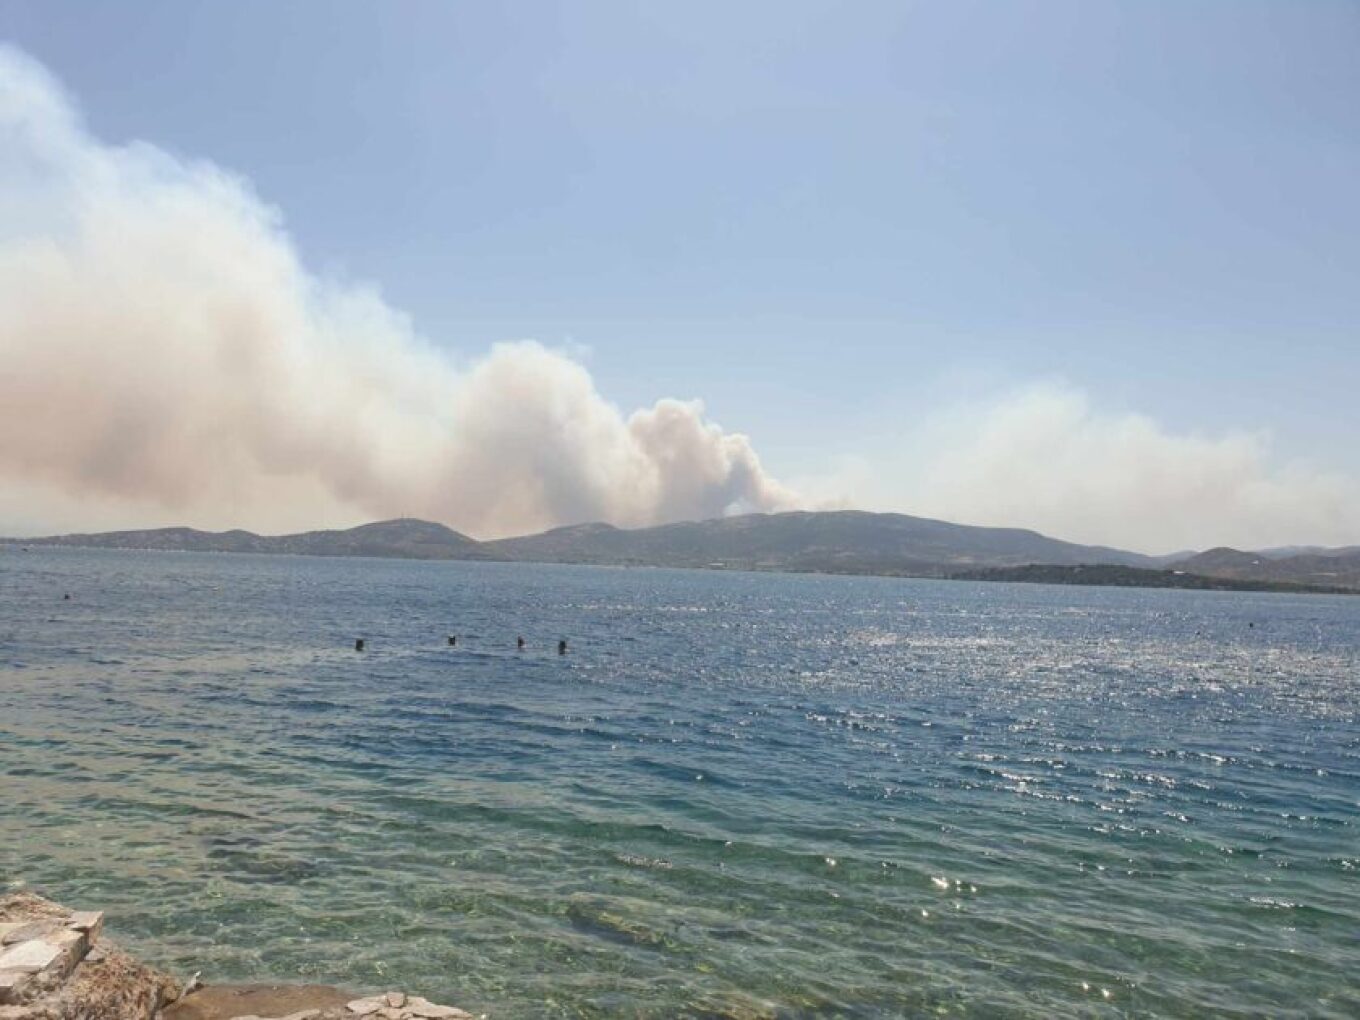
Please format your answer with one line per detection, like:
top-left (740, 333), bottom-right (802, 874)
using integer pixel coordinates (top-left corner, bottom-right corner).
top-left (12, 518), bottom-right (502, 561)
top-left (484, 510), bottom-right (1156, 573)
top-left (8, 511), bottom-right (1358, 591)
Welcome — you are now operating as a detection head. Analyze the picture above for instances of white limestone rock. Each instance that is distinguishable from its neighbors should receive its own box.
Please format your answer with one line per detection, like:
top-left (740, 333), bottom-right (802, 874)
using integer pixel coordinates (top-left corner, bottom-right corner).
top-left (0, 939), bottom-right (63, 973)
top-left (0, 921), bottom-right (61, 946)
top-left (404, 997), bottom-right (473, 1019)
top-left (68, 911), bottom-right (105, 941)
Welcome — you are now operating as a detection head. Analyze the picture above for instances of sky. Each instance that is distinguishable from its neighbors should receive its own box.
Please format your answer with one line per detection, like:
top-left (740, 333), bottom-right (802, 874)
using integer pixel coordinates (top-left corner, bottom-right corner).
top-left (1, 0), bottom-right (1357, 551)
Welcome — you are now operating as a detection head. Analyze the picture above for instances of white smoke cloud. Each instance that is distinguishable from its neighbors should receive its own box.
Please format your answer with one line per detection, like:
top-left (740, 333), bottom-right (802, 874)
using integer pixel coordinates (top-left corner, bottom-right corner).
top-left (4, 45), bottom-right (1355, 554)
top-left (0, 45), bottom-right (795, 539)
top-left (827, 384), bottom-right (1360, 553)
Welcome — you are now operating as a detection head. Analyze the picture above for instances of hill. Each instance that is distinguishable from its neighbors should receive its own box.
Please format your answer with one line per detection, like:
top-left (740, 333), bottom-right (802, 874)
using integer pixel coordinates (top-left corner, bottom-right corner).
top-left (13, 512), bottom-right (1359, 592)
top-left (9, 510), bottom-right (1153, 574)
top-left (487, 510), bottom-right (1157, 574)
top-left (13, 518), bottom-right (502, 561)
top-left (1257, 544), bottom-right (1360, 559)
top-left (1170, 547), bottom-right (1360, 590)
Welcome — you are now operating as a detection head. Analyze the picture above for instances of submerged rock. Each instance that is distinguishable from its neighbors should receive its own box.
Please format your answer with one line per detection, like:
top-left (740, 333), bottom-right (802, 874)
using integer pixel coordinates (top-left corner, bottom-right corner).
top-left (159, 983), bottom-right (480, 1020)
top-left (166, 983), bottom-right (479, 1020)
top-left (168, 986), bottom-right (349, 1020)
top-left (400, 999), bottom-right (470, 1020)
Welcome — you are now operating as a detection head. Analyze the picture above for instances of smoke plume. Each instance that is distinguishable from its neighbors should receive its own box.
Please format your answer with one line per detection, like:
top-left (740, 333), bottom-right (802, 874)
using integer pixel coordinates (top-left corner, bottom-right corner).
top-left (5, 46), bottom-right (1356, 553)
top-left (0, 46), bottom-right (794, 539)
top-left (813, 384), bottom-right (1360, 553)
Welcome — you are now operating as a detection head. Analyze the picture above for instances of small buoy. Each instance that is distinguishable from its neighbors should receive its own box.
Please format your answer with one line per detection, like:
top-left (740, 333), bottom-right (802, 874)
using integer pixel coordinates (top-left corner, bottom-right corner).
top-left (62, 593), bottom-right (71, 601)
top-left (448, 635), bottom-right (457, 647)
top-left (517, 636), bottom-right (525, 650)
top-left (355, 638), bottom-right (365, 652)
top-left (558, 639), bottom-right (568, 655)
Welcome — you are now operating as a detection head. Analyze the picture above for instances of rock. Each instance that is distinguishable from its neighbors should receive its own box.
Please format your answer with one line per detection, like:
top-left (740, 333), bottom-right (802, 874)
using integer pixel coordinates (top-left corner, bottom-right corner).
top-left (0, 971), bottom-right (28, 1006)
top-left (690, 992), bottom-right (779, 1020)
top-left (0, 891), bottom-right (180, 1017)
top-left (68, 911), bottom-right (105, 941)
top-left (51, 927), bottom-right (89, 957)
top-left (167, 984), bottom-right (349, 1020)
top-left (0, 939), bottom-right (63, 973)
top-left (0, 921), bottom-right (61, 946)
top-left (404, 998), bottom-right (472, 1020)
top-left (48, 927), bottom-right (92, 977)
top-left (3, 893), bottom-right (476, 1020)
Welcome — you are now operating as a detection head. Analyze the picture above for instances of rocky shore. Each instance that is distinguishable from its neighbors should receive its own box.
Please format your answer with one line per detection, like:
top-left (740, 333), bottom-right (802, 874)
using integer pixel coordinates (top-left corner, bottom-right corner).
top-left (0, 894), bottom-right (478, 1020)
top-left (165, 987), bottom-right (475, 1020)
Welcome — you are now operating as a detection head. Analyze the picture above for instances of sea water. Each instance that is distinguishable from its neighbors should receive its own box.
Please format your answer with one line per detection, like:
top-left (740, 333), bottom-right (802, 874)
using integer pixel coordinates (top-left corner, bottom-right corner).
top-left (1, 548), bottom-right (1356, 1018)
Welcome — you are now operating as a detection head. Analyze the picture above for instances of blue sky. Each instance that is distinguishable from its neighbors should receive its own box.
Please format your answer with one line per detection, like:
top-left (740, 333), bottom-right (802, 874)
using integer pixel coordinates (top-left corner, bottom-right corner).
top-left (1, 1), bottom-right (1358, 549)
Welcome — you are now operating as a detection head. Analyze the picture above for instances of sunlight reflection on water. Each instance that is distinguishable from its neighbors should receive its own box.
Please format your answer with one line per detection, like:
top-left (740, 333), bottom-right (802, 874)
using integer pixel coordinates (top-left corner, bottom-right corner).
top-left (2, 549), bottom-right (1358, 1018)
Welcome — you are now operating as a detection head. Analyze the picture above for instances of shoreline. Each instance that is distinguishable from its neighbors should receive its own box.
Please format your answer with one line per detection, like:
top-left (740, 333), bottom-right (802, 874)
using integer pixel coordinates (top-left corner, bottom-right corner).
top-left (0, 893), bottom-right (479, 1020)
top-left (6, 541), bottom-right (1356, 597)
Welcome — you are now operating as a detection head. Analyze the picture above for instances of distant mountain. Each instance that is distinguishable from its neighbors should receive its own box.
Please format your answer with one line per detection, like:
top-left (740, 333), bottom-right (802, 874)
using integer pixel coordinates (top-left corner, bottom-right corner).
top-left (13, 512), bottom-right (1357, 592)
top-left (269, 519), bottom-right (501, 559)
top-left (1170, 547), bottom-right (1360, 590)
top-left (13, 518), bottom-right (502, 561)
top-left (1256, 544), bottom-right (1360, 560)
top-left (9, 510), bottom-right (1154, 574)
top-left (486, 510), bottom-right (1158, 574)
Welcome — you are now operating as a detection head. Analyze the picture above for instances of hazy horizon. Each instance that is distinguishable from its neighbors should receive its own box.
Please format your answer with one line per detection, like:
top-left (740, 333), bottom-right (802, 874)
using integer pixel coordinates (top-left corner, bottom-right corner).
top-left (2, 3), bottom-right (1358, 552)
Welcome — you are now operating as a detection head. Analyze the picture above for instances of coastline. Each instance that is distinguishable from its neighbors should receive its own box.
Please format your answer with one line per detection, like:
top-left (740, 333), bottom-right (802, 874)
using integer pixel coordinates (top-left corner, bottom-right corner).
top-left (6, 541), bottom-right (1354, 597)
top-left (0, 894), bottom-right (478, 1020)
top-left (7, 510), bottom-right (1355, 596)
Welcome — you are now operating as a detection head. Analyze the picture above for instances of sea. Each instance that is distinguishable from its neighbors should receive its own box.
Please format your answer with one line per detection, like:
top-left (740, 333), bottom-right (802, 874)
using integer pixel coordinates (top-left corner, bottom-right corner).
top-left (1, 548), bottom-right (1356, 1018)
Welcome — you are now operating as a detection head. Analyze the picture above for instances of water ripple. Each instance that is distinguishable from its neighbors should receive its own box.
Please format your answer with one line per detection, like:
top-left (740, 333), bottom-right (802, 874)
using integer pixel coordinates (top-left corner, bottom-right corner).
top-left (2, 549), bottom-right (1358, 1018)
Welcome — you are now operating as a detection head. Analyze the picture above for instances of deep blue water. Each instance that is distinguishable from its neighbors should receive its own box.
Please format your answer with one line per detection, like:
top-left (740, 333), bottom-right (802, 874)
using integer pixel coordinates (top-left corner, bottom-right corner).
top-left (1, 548), bottom-right (1357, 1018)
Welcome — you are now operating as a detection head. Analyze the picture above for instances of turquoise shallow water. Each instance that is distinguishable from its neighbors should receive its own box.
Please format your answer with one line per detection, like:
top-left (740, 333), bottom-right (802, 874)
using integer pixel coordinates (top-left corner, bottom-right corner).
top-left (1, 548), bottom-right (1357, 1018)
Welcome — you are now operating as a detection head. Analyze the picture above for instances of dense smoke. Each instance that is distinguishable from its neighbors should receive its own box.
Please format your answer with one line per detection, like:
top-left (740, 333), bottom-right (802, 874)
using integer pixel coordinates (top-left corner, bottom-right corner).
top-left (810, 384), bottom-right (1360, 553)
top-left (0, 47), bottom-right (794, 538)
top-left (4, 46), bottom-right (1356, 552)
